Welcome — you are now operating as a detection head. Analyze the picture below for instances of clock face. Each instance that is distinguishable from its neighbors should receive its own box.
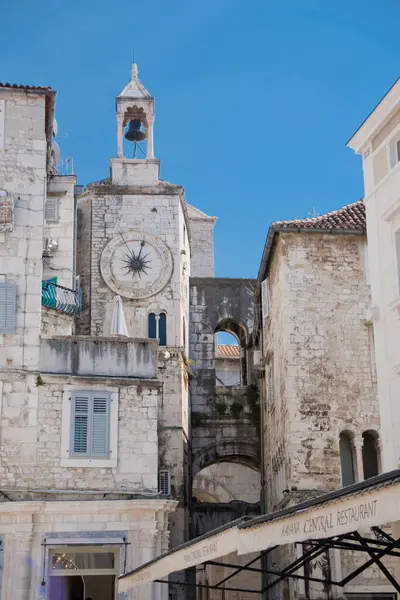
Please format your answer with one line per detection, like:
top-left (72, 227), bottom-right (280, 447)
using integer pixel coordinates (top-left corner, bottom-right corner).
top-left (100, 231), bottom-right (173, 299)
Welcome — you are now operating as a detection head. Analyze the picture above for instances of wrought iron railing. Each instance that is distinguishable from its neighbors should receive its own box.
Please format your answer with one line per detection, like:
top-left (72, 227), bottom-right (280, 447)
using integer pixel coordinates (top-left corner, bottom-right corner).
top-left (41, 281), bottom-right (81, 315)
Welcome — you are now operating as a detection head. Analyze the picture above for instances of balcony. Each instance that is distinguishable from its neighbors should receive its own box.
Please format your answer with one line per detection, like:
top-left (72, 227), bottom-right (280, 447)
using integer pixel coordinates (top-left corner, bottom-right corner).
top-left (40, 336), bottom-right (158, 379)
top-left (41, 281), bottom-right (81, 315)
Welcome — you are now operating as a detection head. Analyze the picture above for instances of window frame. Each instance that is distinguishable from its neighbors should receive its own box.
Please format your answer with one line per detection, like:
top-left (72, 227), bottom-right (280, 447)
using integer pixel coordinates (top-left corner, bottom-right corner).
top-left (44, 195), bottom-right (60, 222)
top-left (70, 391), bottom-right (110, 459)
top-left (261, 277), bottom-right (270, 321)
top-left (61, 389), bottom-right (118, 468)
top-left (0, 282), bottom-right (17, 334)
top-left (147, 310), bottom-right (167, 346)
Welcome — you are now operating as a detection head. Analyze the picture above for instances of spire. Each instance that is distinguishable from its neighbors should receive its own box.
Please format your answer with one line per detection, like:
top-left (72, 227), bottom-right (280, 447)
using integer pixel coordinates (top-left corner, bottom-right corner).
top-left (119, 62), bottom-right (152, 99)
top-left (131, 62), bottom-right (138, 80)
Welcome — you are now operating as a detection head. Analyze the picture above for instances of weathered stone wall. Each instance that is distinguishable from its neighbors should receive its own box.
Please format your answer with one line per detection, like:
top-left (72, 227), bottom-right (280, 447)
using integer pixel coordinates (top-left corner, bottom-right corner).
top-left (0, 375), bottom-right (160, 492)
top-left (262, 231), bottom-right (382, 599)
top-left (193, 462), bottom-right (260, 503)
top-left (0, 89), bottom-right (47, 373)
top-left (75, 194), bottom-right (92, 335)
top-left (77, 184), bottom-right (189, 345)
top-left (0, 90), bottom-right (49, 481)
top-left (189, 278), bottom-right (258, 475)
top-left (43, 175), bottom-right (76, 288)
top-left (264, 232), bottom-right (378, 502)
top-left (186, 204), bottom-right (217, 277)
top-left (41, 306), bottom-right (74, 336)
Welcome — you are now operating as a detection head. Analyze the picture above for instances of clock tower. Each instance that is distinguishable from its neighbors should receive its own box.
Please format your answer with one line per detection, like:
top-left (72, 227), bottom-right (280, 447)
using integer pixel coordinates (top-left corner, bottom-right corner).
top-left (77, 62), bottom-right (190, 347)
top-left (76, 63), bottom-right (191, 564)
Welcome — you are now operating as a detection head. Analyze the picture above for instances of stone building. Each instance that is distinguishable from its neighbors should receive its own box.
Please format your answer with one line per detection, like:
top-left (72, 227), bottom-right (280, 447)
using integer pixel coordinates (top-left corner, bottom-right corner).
top-left (254, 200), bottom-right (397, 599)
top-left (347, 78), bottom-right (400, 475)
top-left (1, 64), bottom-right (399, 600)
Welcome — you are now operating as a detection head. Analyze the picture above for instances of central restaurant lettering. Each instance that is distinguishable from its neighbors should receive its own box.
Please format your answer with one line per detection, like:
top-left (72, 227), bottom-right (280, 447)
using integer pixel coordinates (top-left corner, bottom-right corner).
top-left (281, 499), bottom-right (377, 538)
top-left (184, 541), bottom-right (218, 563)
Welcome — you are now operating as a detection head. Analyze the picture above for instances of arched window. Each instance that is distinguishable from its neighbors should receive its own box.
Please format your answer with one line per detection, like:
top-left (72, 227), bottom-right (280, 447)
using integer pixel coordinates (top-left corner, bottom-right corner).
top-left (148, 312), bottom-right (167, 346)
top-left (148, 313), bottom-right (156, 339)
top-left (159, 312), bottom-right (167, 347)
top-left (362, 432), bottom-right (379, 479)
top-left (339, 432), bottom-right (355, 486)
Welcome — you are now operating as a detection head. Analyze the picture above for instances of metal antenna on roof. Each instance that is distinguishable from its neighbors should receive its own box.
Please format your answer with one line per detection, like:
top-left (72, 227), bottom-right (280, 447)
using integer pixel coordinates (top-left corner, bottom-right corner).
top-left (132, 47), bottom-right (135, 64)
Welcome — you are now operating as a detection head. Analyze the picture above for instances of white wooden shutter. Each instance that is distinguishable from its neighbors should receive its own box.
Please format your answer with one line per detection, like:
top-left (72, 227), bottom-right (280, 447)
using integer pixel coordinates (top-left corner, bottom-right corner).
top-left (159, 470), bottom-right (171, 495)
top-left (90, 393), bottom-right (110, 457)
top-left (45, 196), bottom-right (59, 221)
top-left (261, 278), bottom-right (270, 320)
top-left (267, 361), bottom-right (274, 407)
top-left (396, 229), bottom-right (400, 291)
top-left (71, 393), bottom-right (90, 455)
top-left (0, 282), bottom-right (16, 333)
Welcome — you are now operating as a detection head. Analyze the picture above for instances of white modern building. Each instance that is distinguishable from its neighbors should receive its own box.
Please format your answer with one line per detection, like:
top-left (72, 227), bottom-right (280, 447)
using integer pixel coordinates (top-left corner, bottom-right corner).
top-left (347, 78), bottom-right (400, 473)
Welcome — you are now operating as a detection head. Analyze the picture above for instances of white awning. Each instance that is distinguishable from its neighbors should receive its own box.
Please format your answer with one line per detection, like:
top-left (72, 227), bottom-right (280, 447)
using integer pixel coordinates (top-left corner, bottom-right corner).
top-left (118, 470), bottom-right (400, 593)
top-left (118, 520), bottom-right (242, 593)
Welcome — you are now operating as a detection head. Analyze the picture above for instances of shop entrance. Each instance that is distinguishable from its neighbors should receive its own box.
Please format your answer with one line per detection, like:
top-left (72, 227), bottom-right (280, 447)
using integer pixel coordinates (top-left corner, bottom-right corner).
top-left (48, 548), bottom-right (118, 600)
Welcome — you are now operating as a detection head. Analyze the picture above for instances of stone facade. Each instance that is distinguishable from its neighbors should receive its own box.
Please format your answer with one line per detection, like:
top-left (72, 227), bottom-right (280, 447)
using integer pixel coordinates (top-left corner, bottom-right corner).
top-left (256, 210), bottom-right (391, 599)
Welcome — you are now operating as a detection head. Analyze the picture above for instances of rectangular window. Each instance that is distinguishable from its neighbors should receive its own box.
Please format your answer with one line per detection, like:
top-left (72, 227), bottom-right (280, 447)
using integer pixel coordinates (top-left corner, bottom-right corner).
top-left (70, 391), bottom-right (110, 458)
top-left (159, 470), bottom-right (171, 495)
top-left (45, 196), bottom-right (59, 221)
top-left (0, 282), bottom-right (16, 333)
top-left (267, 360), bottom-right (274, 407)
top-left (261, 278), bottom-right (270, 321)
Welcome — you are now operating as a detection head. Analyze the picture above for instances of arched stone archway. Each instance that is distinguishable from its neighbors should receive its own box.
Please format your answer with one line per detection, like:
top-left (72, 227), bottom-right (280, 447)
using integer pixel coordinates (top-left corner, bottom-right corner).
top-left (193, 440), bottom-right (260, 477)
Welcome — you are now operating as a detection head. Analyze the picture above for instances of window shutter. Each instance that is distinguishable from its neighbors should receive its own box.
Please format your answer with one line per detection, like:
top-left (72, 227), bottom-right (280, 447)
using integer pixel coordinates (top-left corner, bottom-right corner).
top-left (90, 393), bottom-right (110, 457)
top-left (261, 278), bottom-right (270, 320)
top-left (159, 470), bottom-right (171, 495)
top-left (71, 392), bottom-right (110, 458)
top-left (45, 196), bottom-right (59, 221)
top-left (267, 361), bottom-right (274, 407)
top-left (71, 393), bottom-right (90, 455)
top-left (0, 283), bottom-right (16, 333)
top-left (396, 229), bottom-right (400, 290)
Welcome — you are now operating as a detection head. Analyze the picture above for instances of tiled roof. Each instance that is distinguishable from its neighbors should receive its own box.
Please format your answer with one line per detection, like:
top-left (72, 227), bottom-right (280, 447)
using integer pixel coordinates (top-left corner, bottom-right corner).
top-left (0, 83), bottom-right (52, 91)
top-left (273, 200), bottom-right (365, 232)
top-left (216, 345), bottom-right (240, 358)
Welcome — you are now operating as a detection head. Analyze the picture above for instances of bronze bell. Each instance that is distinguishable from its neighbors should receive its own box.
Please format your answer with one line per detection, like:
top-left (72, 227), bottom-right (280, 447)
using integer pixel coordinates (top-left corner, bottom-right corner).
top-left (124, 119), bottom-right (146, 142)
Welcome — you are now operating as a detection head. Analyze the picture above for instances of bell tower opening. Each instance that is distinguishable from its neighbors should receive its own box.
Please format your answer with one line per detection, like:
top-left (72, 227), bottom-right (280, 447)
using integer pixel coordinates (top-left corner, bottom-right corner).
top-left (111, 62), bottom-right (159, 185)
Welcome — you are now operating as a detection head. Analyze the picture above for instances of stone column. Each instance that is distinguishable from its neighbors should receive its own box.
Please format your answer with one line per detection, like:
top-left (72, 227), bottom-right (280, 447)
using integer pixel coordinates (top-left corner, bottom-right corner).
top-left (3, 532), bottom-right (33, 600)
top-left (147, 116), bottom-right (155, 159)
top-left (117, 114), bottom-right (124, 158)
top-left (353, 436), bottom-right (364, 482)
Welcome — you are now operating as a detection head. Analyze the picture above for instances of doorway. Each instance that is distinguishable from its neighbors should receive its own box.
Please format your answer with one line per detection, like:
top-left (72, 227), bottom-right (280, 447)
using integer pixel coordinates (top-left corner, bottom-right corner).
top-left (48, 548), bottom-right (118, 600)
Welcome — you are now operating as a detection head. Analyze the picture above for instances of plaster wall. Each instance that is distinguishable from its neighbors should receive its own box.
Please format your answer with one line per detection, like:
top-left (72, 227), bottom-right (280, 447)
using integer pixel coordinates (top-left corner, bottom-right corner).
top-left (361, 124), bottom-right (400, 472)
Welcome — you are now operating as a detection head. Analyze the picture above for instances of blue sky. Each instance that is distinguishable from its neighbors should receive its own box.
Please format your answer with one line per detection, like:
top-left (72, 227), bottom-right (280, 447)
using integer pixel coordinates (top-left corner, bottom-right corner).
top-left (1, 0), bottom-right (399, 279)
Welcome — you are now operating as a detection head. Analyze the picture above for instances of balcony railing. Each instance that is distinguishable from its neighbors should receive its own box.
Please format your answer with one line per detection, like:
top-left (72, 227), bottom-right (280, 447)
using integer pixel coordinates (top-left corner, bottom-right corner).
top-left (41, 281), bottom-right (81, 315)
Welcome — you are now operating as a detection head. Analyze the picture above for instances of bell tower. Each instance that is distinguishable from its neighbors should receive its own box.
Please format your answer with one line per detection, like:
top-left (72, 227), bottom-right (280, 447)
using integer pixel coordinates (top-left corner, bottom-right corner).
top-left (111, 62), bottom-right (160, 185)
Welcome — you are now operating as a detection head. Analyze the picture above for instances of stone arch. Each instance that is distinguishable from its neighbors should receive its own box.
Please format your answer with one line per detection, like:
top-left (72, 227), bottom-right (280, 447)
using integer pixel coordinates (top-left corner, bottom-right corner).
top-left (215, 318), bottom-right (248, 386)
top-left (193, 439), bottom-right (260, 477)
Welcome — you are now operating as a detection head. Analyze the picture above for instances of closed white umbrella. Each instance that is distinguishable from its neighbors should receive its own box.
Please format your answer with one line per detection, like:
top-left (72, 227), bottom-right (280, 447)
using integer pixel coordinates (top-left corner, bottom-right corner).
top-left (111, 295), bottom-right (129, 337)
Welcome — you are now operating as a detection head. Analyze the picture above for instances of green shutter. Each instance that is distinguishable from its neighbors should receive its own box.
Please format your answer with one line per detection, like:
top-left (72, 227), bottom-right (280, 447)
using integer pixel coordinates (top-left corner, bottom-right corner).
top-left (70, 392), bottom-right (110, 458)
top-left (71, 393), bottom-right (89, 455)
top-left (0, 283), bottom-right (16, 333)
top-left (90, 393), bottom-right (110, 457)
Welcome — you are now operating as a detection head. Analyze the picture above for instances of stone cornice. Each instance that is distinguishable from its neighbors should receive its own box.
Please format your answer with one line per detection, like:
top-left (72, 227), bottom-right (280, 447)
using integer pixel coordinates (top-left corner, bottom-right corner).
top-left (0, 498), bottom-right (177, 515)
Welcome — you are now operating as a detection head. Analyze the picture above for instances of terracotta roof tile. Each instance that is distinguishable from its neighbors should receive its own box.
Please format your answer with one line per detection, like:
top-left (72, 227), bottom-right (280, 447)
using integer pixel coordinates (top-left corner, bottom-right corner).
top-left (216, 345), bottom-right (240, 358)
top-left (273, 200), bottom-right (365, 232)
top-left (0, 82), bottom-right (52, 91)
